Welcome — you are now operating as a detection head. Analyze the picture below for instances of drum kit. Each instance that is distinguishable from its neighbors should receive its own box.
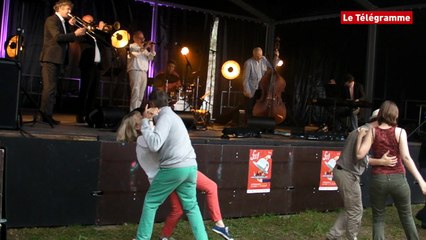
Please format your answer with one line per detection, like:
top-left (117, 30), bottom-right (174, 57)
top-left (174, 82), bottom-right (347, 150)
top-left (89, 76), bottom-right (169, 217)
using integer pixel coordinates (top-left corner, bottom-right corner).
top-left (154, 76), bottom-right (209, 129)
top-left (166, 84), bottom-right (196, 112)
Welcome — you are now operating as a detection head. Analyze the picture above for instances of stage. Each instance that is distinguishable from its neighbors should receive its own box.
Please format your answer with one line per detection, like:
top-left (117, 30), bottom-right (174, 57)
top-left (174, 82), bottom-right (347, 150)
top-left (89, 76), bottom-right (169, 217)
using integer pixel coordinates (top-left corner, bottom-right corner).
top-left (0, 113), bottom-right (424, 228)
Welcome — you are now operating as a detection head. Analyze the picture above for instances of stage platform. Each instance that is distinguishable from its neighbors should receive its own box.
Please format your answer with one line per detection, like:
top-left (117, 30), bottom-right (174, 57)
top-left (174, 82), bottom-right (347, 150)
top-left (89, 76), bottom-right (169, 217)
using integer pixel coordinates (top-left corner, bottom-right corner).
top-left (0, 113), bottom-right (424, 228)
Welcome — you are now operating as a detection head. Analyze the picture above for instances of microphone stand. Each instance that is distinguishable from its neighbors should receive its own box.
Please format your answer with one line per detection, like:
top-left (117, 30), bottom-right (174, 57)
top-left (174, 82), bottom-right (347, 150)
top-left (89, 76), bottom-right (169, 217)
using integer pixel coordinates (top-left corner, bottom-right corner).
top-left (15, 27), bottom-right (54, 128)
top-left (183, 55), bottom-right (192, 111)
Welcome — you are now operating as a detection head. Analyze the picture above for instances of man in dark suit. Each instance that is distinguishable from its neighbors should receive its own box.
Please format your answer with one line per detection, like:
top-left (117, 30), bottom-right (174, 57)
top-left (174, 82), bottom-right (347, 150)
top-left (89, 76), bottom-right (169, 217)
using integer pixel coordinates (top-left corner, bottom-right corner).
top-left (341, 73), bottom-right (365, 131)
top-left (39, 0), bottom-right (85, 125)
top-left (76, 15), bottom-right (109, 124)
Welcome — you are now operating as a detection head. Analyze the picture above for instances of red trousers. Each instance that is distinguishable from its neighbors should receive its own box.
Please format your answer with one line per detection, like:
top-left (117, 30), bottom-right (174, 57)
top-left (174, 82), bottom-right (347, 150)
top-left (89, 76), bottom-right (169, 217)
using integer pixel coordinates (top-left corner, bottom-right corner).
top-left (161, 171), bottom-right (222, 237)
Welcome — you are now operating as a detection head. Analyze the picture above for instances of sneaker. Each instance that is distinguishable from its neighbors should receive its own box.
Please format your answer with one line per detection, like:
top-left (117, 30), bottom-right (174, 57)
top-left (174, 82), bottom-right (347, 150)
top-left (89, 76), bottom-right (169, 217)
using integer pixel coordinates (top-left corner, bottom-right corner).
top-left (159, 237), bottom-right (176, 240)
top-left (212, 225), bottom-right (234, 240)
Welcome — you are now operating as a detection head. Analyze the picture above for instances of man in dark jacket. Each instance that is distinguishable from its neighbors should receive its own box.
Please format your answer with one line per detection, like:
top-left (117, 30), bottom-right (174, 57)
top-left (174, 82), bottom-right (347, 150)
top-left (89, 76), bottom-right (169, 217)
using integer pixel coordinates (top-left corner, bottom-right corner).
top-left (341, 74), bottom-right (365, 131)
top-left (39, 0), bottom-right (85, 125)
top-left (76, 15), bottom-right (109, 124)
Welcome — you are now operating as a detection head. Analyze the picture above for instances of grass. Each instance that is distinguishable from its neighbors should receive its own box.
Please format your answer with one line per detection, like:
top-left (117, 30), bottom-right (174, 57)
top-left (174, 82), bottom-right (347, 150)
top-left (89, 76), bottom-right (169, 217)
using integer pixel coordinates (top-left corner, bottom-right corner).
top-left (7, 204), bottom-right (426, 240)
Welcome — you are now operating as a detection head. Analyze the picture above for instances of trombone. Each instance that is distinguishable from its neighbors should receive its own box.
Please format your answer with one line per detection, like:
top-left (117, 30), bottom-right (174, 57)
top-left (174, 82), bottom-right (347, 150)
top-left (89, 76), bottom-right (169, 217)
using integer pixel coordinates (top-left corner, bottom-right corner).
top-left (67, 13), bottom-right (96, 39)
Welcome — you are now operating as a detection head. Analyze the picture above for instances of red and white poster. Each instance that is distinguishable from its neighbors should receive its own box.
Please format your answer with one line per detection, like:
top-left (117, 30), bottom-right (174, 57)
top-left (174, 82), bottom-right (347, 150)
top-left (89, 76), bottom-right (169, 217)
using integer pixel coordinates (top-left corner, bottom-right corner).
top-left (247, 149), bottom-right (273, 194)
top-left (319, 150), bottom-right (340, 191)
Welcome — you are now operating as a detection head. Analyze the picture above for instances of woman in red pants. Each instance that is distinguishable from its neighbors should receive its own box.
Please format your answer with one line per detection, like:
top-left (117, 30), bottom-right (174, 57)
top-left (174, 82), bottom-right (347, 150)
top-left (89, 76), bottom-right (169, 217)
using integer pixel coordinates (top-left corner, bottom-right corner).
top-left (161, 171), bottom-right (231, 239)
top-left (117, 110), bottom-right (234, 240)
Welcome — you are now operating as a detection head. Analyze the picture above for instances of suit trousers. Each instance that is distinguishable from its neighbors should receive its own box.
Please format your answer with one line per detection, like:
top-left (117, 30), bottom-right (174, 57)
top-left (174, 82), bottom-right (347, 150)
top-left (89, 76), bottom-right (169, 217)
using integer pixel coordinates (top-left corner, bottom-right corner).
top-left (40, 62), bottom-right (60, 115)
top-left (78, 63), bottom-right (99, 118)
top-left (129, 70), bottom-right (147, 111)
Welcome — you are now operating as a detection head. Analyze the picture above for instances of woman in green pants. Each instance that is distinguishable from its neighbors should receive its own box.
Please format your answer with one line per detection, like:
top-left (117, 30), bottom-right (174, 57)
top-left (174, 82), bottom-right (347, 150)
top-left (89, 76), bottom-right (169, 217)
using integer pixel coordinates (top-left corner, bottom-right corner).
top-left (356, 100), bottom-right (426, 240)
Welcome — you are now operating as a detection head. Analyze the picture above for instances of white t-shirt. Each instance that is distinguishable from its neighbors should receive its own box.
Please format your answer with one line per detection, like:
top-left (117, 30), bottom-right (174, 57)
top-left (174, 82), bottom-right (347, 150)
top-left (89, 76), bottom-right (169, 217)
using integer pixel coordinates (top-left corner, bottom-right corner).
top-left (136, 136), bottom-right (160, 183)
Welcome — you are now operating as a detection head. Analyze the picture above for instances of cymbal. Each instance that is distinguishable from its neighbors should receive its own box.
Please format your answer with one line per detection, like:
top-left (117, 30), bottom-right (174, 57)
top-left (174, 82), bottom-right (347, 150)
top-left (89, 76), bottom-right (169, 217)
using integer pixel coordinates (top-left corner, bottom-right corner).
top-left (111, 30), bottom-right (130, 48)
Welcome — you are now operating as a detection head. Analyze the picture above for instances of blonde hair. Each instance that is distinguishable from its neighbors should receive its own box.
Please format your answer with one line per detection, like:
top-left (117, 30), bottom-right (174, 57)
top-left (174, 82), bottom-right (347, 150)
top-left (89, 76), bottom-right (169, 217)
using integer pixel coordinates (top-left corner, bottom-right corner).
top-left (116, 111), bottom-right (140, 142)
top-left (53, 0), bottom-right (73, 11)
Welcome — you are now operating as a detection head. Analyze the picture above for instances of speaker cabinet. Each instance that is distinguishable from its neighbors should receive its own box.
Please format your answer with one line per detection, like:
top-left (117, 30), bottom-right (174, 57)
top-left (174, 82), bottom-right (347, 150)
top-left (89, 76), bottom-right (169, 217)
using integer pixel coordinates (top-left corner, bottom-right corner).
top-left (0, 59), bottom-right (20, 130)
top-left (175, 111), bottom-right (195, 130)
top-left (0, 148), bottom-right (6, 238)
top-left (88, 106), bottom-right (128, 129)
top-left (247, 116), bottom-right (276, 133)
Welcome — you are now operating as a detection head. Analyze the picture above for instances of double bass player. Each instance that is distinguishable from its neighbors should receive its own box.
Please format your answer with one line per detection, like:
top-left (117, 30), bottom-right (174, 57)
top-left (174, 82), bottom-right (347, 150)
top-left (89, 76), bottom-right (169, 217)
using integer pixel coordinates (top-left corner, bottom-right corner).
top-left (242, 47), bottom-right (271, 117)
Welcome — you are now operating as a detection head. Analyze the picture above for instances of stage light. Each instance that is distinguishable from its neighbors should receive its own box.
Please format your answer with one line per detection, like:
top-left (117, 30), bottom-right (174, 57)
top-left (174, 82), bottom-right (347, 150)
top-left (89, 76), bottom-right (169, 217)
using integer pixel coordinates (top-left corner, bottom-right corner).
top-left (221, 60), bottom-right (241, 107)
top-left (221, 60), bottom-right (240, 80)
top-left (276, 59), bottom-right (284, 67)
top-left (111, 30), bottom-right (130, 48)
top-left (5, 35), bottom-right (23, 59)
top-left (181, 47), bottom-right (189, 56)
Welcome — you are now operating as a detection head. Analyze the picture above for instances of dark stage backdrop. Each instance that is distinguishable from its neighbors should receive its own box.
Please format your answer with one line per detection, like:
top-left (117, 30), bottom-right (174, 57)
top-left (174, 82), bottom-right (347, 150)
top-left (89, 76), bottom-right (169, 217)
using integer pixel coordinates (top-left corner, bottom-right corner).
top-left (213, 18), bottom-right (267, 118)
top-left (154, 7), bottom-right (213, 98)
top-left (4, 1), bottom-right (426, 125)
top-left (276, 19), bottom-right (368, 125)
top-left (374, 9), bottom-right (426, 121)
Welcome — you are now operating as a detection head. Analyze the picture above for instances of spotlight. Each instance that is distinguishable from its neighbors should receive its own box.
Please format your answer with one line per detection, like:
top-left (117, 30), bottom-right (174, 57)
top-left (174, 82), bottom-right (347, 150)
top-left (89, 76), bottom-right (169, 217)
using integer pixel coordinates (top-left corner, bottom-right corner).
top-left (181, 47), bottom-right (189, 56)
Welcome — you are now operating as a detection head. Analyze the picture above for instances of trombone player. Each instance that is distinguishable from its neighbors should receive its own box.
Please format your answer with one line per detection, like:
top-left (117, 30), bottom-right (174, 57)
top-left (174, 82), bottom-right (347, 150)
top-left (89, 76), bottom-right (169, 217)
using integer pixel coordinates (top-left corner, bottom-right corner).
top-left (38, 0), bottom-right (85, 125)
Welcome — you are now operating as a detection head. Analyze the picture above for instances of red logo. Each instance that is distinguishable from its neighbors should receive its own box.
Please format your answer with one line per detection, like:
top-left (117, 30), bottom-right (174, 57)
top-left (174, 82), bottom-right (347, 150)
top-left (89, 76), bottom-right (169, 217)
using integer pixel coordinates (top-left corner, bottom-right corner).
top-left (341, 11), bottom-right (413, 24)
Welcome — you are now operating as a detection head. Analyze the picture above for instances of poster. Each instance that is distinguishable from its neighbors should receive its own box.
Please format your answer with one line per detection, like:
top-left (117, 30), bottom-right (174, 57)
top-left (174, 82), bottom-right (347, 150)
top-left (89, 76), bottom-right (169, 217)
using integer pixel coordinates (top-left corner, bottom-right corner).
top-left (318, 150), bottom-right (340, 191)
top-left (247, 149), bottom-right (273, 194)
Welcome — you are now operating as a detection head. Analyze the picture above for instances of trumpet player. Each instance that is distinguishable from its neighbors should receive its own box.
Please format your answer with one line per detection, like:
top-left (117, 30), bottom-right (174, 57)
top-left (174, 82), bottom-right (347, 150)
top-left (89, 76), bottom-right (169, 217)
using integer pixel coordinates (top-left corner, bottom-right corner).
top-left (76, 15), bottom-right (109, 124)
top-left (38, 0), bottom-right (85, 125)
top-left (127, 30), bottom-right (156, 111)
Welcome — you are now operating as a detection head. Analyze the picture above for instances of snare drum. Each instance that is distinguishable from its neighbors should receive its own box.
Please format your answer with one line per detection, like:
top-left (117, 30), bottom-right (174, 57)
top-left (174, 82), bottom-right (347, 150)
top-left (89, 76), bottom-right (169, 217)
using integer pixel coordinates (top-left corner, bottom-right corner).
top-left (173, 99), bottom-right (191, 111)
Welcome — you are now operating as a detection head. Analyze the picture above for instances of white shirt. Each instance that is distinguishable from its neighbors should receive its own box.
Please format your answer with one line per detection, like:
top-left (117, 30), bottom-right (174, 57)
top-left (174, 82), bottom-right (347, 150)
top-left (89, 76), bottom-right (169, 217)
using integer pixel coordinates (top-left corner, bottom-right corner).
top-left (127, 43), bottom-right (156, 72)
top-left (55, 12), bottom-right (67, 33)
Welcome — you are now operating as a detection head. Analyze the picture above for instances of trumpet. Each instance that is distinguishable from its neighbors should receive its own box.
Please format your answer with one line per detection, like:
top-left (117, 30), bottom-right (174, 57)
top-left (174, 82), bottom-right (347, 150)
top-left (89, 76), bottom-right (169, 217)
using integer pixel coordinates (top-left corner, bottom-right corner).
top-left (142, 41), bottom-right (158, 46)
top-left (101, 21), bottom-right (121, 33)
top-left (67, 13), bottom-right (96, 38)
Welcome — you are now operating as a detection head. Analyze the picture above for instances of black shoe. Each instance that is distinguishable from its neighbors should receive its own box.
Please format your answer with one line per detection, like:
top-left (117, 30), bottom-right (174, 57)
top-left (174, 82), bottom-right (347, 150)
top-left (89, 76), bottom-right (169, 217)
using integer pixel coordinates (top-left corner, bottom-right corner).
top-left (42, 115), bottom-right (60, 125)
top-left (76, 115), bottom-right (85, 123)
top-left (416, 207), bottom-right (426, 221)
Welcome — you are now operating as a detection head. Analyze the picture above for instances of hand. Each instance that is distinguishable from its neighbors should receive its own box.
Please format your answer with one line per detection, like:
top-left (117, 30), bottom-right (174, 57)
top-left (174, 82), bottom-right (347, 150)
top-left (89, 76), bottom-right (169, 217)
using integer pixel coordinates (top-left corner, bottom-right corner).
top-left (68, 17), bottom-right (76, 26)
top-left (357, 127), bottom-right (368, 137)
top-left (74, 27), bottom-right (86, 36)
top-left (143, 104), bottom-right (159, 120)
top-left (419, 181), bottom-right (426, 195)
top-left (380, 150), bottom-right (397, 167)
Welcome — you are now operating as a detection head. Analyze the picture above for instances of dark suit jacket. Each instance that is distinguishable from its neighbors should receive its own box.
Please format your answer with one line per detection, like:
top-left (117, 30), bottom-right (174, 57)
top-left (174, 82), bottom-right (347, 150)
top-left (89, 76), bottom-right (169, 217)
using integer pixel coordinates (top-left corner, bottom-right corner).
top-left (78, 30), bottom-right (109, 69)
top-left (341, 82), bottom-right (365, 100)
top-left (40, 14), bottom-right (77, 65)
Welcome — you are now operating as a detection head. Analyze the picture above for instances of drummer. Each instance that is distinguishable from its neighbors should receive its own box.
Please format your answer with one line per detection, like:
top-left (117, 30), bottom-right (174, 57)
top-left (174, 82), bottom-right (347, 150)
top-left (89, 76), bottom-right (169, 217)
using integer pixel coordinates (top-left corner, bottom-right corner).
top-left (154, 59), bottom-right (181, 93)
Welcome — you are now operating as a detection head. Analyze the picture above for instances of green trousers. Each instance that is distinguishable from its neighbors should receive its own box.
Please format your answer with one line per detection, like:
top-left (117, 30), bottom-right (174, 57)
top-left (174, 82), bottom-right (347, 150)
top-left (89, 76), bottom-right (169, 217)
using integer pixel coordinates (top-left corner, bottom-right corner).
top-left (370, 173), bottom-right (419, 240)
top-left (136, 166), bottom-right (208, 240)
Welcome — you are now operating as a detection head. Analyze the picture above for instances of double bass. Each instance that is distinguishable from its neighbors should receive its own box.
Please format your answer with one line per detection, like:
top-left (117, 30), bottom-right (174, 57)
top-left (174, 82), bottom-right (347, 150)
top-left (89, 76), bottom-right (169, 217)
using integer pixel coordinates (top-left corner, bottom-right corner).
top-left (252, 37), bottom-right (287, 125)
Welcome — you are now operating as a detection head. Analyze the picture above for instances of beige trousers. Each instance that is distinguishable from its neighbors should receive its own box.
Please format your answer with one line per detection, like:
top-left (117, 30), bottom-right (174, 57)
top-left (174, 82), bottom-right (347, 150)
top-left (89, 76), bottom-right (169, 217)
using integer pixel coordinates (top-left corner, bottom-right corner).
top-left (327, 166), bottom-right (363, 240)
